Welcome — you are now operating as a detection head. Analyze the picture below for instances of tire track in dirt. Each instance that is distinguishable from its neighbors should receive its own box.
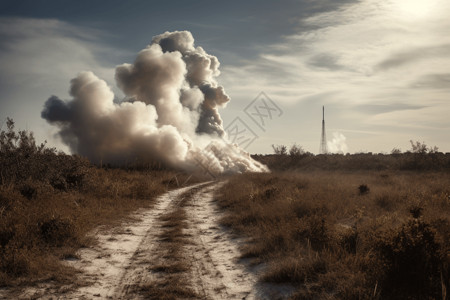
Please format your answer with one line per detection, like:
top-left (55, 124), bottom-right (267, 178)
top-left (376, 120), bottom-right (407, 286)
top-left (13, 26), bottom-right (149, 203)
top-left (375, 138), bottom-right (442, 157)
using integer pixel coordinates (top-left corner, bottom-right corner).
top-left (6, 181), bottom-right (291, 299)
top-left (112, 183), bottom-right (202, 299)
top-left (183, 183), bottom-right (258, 299)
top-left (115, 182), bottom-right (213, 299)
top-left (9, 183), bottom-right (207, 300)
top-left (183, 183), bottom-right (293, 300)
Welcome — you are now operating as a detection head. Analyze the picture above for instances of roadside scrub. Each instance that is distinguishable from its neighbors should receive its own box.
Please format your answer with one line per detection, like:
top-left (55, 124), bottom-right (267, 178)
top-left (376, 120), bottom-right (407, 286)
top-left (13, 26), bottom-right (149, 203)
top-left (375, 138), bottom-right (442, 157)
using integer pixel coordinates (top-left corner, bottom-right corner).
top-left (0, 119), bottom-right (202, 286)
top-left (217, 171), bottom-right (449, 299)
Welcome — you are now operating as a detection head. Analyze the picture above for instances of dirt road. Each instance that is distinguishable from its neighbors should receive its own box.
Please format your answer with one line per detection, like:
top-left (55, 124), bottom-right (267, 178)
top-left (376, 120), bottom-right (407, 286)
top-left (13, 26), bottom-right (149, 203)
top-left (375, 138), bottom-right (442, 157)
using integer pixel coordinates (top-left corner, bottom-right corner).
top-left (4, 182), bottom-right (291, 300)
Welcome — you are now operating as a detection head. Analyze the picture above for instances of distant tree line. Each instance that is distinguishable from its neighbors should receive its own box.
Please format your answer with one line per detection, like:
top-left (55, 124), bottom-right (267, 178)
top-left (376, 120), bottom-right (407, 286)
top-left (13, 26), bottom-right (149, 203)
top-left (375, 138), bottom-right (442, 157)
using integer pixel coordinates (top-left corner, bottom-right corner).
top-left (255, 141), bottom-right (450, 171)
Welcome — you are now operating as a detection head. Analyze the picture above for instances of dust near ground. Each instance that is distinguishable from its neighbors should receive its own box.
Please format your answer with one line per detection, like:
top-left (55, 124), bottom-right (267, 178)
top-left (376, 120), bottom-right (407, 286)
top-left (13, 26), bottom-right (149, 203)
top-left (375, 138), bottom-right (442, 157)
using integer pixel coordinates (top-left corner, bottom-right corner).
top-left (1, 182), bottom-right (292, 300)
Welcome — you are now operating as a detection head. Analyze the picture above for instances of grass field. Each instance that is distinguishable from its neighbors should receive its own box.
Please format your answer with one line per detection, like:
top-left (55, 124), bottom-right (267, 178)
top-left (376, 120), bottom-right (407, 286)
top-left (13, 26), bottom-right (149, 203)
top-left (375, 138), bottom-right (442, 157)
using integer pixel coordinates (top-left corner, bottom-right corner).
top-left (2, 119), bottom-right (449, 299)
top-left (0, 120), bottom-right (202, 286)
top-left (217, 170), bottom-right (449, 299)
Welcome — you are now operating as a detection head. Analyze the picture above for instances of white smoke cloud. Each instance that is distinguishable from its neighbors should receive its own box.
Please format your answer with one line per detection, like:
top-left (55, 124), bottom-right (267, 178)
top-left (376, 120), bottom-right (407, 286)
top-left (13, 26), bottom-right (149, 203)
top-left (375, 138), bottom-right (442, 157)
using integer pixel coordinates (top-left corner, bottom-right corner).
top-left (41, 31), bottom-right (268, 174)
top-left (327, 132), bottom-right (349, 154)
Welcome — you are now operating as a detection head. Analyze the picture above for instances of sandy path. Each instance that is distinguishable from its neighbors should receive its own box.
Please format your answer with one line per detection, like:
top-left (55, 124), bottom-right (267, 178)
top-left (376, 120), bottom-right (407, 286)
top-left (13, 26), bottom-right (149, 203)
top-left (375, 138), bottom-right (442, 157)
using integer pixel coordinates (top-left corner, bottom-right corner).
top-left (2, 181), bottom-right (292, 300)
top-left (7, 183), bottom-right (205, 300)
top-left (183, 183), bottom-right (293, 300)
top-left (184, 183), bottom-right (258, 299)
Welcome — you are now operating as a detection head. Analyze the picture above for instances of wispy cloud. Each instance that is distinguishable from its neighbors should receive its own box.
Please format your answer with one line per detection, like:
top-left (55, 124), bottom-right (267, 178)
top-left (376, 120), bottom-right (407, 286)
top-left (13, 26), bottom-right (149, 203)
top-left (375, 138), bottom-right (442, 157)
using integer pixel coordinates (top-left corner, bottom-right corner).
top-left (220, 0), bottom-right (450, 152)
top-left (0, 17), bottom-right (122, 150)
top-left (375, 44), bottom-right (450, 71)
top-left (1, 0), bottom-right (449, 154)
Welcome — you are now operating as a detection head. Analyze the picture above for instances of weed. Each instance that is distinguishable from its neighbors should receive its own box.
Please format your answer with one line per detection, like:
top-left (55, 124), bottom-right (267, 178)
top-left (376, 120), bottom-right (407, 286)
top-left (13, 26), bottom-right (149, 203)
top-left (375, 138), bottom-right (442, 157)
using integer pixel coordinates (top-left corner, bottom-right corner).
top-left (18, 182), bottom-right (37, 200)
top-left (39, 216), bottom-right (76, 246)
top-left (217, 170), bottom-right (450, 299)
top-left (339, 227), bottom-right (358, 254)
top-left (358, 184), bottom-right (370, 195)
top-left (142, 279), bottom-right (198, 300)
top-left (374, 194), bottom-right (395, 211)
top-left (409, 205), bottom-right (424, 219)
top-left (142, 187), bottom-right (200, 299)
top-left (376, 217), bottom-right (442, 299)
top-left (262, 255), bottom-right (327, 284)
top-left (0, 120), bottom-right (203, 286)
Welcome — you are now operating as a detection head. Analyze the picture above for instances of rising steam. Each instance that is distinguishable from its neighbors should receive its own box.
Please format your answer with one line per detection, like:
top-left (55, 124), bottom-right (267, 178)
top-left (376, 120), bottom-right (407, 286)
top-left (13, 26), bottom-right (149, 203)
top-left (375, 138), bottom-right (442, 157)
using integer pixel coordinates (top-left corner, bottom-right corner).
top-left (327, 132), bottom-right (349, 154)
top-left (42, 31), bottom-right (268, 174)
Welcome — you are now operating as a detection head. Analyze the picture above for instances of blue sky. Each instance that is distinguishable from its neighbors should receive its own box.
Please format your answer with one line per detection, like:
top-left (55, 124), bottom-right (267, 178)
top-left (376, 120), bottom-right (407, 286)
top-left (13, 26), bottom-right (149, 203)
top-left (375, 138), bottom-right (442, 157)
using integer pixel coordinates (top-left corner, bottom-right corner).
top-left (1, 0), bottom-right (449, 154)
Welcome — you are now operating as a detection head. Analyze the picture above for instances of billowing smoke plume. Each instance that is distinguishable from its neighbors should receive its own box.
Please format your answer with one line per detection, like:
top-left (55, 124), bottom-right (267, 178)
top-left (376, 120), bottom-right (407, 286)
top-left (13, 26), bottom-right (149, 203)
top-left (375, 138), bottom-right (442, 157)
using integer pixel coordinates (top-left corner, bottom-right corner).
top-left (327, 132), bottom-right (349, 154)
top-left (42, 31), bottom-right (267, 174)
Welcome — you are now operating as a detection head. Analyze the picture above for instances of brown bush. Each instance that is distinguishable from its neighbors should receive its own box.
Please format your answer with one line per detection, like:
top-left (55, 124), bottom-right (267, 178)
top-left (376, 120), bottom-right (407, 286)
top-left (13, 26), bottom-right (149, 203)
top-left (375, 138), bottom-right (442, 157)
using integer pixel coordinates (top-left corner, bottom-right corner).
top-left (252, 151), bottom-right (450, 172)
top-left (0, 246), bottom-right (32, 277)
top-left (358, 184), bottom-right (370, 195)
top-left (39, 216), bottom-right (76, 246)
top-left (217, 170), bottom-right (450, 299)
top-left (0, 120), bottom-right (204, 286)
top-left (375, 217), bottom-right (443, 299)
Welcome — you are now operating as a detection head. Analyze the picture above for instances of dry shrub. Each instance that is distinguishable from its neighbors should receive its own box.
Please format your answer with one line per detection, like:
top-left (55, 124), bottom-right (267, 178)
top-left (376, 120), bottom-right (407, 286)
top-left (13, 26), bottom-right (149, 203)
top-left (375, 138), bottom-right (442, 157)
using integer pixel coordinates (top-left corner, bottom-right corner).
top-left (18, 181), bottom-right (38, 200)
top-left (339, 226), bottom-right (358, 254)
top-left (375, 216), bottom-right (443, 299)
top-left (0, 245), bottom-right (33, 277)
top-left (296, 215), bottom-right (330, 251)
top-left (39, 216), bottom-right (77, 247)
top-left (263, 255), bottom-right (327, 284)
top-left (358, 184), bottom-right (370, 195)
top-left (253, 150), bottom-right (450, 172)
top-left (374, 194), bottom-right (394, 211)
top-left (217, 170), bottom-right (450, 299)
top-left (0, 121), bottom-right (203, 286)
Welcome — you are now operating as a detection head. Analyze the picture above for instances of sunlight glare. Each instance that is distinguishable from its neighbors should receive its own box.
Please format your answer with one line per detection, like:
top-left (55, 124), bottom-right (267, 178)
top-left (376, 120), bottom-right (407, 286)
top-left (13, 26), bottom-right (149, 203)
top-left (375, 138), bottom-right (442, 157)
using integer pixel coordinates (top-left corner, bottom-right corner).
top-left (393, 0), bottom-right (439, 19)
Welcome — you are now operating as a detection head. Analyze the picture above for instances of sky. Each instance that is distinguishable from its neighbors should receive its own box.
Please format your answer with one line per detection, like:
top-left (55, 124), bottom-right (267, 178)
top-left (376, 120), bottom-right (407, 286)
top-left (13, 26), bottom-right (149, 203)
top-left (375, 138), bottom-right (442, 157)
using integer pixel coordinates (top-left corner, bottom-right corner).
top-left (1, 0), bottom-right (449, 155)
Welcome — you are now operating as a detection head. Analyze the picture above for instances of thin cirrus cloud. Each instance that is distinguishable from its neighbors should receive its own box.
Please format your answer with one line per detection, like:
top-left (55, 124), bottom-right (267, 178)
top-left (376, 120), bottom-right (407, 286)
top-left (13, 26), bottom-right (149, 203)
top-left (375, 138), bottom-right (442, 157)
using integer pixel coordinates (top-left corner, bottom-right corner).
top-left (220, 0), bottom-right (450, 153)
top-left (0, 17), bottom-right (122, 150)
top-left (411, 73), bottom-right (450, 90)
top-left (375, 44), bottom-right (450, 71)
top-left (1, 0), bottom-right (449, 154)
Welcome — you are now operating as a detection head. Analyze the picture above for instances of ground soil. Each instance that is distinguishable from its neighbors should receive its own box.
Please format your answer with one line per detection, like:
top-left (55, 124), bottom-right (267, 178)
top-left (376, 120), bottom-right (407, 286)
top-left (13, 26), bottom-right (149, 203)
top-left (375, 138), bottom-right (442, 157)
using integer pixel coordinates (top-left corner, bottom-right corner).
top-left (0, 182), bottom-right (292, 300)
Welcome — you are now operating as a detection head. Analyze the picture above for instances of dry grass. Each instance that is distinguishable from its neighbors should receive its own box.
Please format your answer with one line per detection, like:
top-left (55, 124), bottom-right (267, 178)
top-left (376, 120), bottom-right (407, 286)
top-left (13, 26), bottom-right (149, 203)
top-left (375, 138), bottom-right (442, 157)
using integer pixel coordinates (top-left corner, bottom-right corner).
top-left (254, 151), bottom-right (450, 172)
top-left (143, 280), bottom-right (199, 300)
top-left (0, 120), bottom-right (205, 287)
top-left (0, 168), bottom-right (201, 287)
top-left (142, 187), bottom-right (209, 299)
top-left (217, 170), bottom-right (450, 299)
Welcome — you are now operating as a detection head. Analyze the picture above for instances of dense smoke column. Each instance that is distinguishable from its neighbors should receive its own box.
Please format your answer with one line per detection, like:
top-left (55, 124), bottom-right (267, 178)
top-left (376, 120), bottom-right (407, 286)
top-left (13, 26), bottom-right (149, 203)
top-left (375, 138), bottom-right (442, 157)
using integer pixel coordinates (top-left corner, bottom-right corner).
top-left (42, 71), bottom-right (190, 167)
top-left (42, 31), bottom-right (268, 173)
top-left (151, 31), bottom-right (230, 137)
